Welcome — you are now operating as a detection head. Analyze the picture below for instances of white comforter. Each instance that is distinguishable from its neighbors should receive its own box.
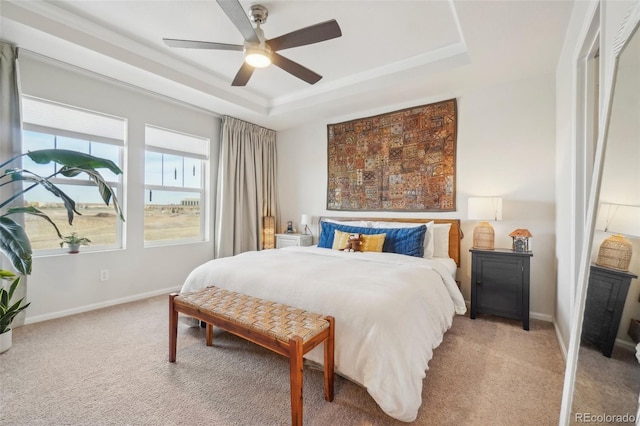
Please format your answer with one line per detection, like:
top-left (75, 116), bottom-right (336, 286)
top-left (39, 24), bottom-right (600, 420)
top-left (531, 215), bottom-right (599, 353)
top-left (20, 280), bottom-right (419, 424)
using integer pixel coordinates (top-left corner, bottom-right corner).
top-left (180, 246), bottom-right (466, 422)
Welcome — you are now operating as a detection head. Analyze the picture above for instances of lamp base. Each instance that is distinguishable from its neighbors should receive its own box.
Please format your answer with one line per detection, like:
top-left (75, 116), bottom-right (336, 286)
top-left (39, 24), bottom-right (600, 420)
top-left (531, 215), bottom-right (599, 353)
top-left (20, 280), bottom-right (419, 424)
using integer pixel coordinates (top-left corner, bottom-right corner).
top-left (596, 234), bottom-right (632, 271)
top-left (473, 222), bottom-right (495, 250)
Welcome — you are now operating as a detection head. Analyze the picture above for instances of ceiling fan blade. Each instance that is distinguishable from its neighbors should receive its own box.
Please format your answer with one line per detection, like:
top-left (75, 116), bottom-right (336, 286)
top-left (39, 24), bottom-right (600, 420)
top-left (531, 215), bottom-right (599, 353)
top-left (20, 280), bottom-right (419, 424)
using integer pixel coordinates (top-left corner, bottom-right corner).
top-left (216, 0), bottom-right (259, 43)
top-left (268, 20), bottom-right (342, 51)
top-left (163, 38), bottom-right (243, 51)
top-left (271, 53), bottom-right (322, 85)
top-left (231, 62), bottom-right (255, 86)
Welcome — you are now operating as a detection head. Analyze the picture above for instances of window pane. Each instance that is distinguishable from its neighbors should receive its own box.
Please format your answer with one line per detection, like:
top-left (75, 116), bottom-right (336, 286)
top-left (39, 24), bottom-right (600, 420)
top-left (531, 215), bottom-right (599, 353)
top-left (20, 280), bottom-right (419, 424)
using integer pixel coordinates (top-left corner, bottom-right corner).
top-left (57, 137), bottom-right (90, 181)
top-left (144, 190), bottom-right (201, 242)
top-left (22, 131), bottom-right (55, 177)
top-left (91, 143), bottom-right (120, 182)
top-left (183, 157), bottom-right (202, 189)
top-left (145, 151), bottom-right (163, 186)
top-left (23, 184), bottom-right (119, 250)
top-left (162, 154), bottom-right (183, 187)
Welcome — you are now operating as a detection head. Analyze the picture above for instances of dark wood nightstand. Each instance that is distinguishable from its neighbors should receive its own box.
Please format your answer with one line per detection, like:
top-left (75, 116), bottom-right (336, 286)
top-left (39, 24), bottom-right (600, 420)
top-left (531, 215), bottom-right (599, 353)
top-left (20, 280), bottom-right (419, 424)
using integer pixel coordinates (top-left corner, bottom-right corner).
top-left (581, 264), bottom-right (638, 357)
top-left (470, 248), bottom-right (533, 330)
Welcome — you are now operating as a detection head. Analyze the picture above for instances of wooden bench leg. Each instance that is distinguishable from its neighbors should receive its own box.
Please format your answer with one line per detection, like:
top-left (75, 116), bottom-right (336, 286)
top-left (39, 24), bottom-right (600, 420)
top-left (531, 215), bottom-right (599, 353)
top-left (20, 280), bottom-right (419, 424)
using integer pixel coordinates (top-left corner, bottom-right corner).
top-left (289, 336), bottom-right (304, 426)
top-left (169, 293), bottom-right (179, 362)
top-left (206, 323), bottom-right (214, 346)
top-left (324, 316), bottom-right (335, 402)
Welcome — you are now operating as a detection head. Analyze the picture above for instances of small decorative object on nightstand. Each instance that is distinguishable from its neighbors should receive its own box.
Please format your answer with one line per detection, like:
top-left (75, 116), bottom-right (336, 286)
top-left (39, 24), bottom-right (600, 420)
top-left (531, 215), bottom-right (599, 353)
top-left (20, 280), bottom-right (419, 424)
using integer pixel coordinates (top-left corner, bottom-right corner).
top-left (276, 233), bottom-right (312, 249)
top-left (509, 229), bottom-right (532, 253)
top-left (286, 220), bottom-right (294, 234)
top-left (582, 264), bottom-right (638, 357)
top-left (470, 248), bottom-right (533, 330)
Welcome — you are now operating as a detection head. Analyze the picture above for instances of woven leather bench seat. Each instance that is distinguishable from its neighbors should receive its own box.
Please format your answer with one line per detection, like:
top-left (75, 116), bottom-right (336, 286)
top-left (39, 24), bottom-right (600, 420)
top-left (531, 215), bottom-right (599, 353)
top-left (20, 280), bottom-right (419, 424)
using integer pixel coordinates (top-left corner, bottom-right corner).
top-left (175, 286), bottom-right (330, 344)
top-left (169, 286), bottom-right (334, 426)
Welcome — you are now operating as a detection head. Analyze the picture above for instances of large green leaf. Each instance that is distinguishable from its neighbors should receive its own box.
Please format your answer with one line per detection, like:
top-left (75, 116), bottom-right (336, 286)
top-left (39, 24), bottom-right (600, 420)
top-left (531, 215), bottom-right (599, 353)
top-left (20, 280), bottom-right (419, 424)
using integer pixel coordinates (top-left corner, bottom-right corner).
top-left (58, 167), bottom-right (125, 221)
top-left (0, 217), bottom-right (32, 275)
top-left (7, 206), bottom-right (62, 238)
top-left (26, 149), bottom-right (123, 175)
top-left (8, 170), bottom-right (80, 225)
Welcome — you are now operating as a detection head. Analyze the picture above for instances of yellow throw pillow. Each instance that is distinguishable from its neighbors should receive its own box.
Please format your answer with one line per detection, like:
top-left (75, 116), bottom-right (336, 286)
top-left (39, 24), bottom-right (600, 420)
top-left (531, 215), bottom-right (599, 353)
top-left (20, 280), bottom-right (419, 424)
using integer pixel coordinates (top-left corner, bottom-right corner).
top-left (361, 233), bottom-right (386, 252)
top-left (332, 229), bottom-right (353, 250)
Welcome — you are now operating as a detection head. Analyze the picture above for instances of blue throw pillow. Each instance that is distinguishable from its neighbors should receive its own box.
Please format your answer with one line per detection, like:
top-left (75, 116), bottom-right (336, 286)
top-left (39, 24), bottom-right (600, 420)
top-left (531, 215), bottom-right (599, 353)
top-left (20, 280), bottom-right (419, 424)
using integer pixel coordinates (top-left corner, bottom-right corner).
top-left (318, 221), bottom-right (426, 257)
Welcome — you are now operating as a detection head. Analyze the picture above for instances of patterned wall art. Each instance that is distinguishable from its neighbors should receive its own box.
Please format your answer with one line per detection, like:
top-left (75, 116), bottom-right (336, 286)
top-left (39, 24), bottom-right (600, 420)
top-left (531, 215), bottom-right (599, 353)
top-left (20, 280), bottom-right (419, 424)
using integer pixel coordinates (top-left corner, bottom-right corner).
top-left (327, 98), bottom-right (457, 211)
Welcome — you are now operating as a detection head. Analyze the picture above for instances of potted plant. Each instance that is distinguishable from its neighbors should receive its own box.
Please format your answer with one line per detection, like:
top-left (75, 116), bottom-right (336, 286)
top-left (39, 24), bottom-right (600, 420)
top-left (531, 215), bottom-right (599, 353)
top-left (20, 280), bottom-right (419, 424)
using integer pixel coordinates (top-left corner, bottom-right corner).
top-left (0, 149), bottom-right (124, 352)
top-left (60, 232), bottom-right (91, 253)
top-left (0, 270), bottom-right (29, 353)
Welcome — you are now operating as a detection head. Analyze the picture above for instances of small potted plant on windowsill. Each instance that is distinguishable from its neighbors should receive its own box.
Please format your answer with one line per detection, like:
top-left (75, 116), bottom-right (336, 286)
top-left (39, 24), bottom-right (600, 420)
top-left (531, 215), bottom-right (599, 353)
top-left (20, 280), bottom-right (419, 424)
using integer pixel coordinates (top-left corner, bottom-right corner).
top-left (60, 232), bottom-right (91, 254)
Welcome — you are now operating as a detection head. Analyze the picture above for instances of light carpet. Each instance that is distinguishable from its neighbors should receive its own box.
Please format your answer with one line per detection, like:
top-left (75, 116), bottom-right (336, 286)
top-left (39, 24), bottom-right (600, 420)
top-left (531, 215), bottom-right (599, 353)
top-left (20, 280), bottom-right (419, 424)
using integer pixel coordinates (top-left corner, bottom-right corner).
top-left (1, 295), bottom-right (566, 425)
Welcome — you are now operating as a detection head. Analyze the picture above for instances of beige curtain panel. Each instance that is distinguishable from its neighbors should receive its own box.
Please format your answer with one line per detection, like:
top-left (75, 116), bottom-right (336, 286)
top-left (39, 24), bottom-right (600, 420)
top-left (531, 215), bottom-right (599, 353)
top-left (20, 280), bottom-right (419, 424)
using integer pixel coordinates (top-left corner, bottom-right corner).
top-left (216, 116), bottom-right (278, 258)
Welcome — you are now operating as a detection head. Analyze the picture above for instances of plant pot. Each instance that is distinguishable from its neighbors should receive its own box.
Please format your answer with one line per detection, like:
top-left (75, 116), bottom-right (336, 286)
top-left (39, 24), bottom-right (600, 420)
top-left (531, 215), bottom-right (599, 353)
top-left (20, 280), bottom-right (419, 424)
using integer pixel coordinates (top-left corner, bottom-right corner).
top-left (68, 243), bottom-right (80, 254)
top-left (0, 329), bottom-right (12, 353)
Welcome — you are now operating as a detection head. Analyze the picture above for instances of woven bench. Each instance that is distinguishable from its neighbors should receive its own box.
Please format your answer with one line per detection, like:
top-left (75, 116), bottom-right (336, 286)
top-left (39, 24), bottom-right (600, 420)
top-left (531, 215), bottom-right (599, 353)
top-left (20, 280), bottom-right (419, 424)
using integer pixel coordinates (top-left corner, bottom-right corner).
top-left (169, 286), bottom-right (335, 426)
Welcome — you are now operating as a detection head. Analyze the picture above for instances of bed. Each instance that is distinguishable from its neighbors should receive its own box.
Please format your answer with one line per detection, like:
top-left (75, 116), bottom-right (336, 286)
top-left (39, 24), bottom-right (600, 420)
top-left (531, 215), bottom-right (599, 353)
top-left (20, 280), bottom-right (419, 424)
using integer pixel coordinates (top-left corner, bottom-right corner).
top-left (180, 218), bottom-right (466, 422)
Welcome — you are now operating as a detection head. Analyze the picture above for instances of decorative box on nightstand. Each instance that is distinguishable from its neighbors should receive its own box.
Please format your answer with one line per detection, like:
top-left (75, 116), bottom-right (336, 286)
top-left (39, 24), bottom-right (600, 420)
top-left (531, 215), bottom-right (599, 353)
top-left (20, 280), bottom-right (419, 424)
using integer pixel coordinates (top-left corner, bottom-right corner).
top-left (276, 233), bottom-right (313, 249)
top-left (470, 248), bottom-right (533, 330)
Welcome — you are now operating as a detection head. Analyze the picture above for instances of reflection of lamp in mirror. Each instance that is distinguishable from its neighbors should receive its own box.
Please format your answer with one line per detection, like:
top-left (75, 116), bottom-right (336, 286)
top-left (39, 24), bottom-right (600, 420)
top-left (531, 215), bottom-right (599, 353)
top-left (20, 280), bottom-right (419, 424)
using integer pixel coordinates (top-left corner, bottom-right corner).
top-left (595, 203), bottom-right (640, 271)
top-left (468, 197), bottom-right (503, 250)
top-left (301, 214), bottom-right (312, 235)
top-left (263, 216), bottom-right (275, 249)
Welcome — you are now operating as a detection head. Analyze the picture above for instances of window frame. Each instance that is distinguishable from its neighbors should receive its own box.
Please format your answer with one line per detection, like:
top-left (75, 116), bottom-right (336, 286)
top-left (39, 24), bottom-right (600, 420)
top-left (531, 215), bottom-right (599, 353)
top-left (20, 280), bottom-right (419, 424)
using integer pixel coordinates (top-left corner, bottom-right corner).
top-left (144, 124), bottom-right (208, 247)
top-left (21, 96), bottom-right (126, 255)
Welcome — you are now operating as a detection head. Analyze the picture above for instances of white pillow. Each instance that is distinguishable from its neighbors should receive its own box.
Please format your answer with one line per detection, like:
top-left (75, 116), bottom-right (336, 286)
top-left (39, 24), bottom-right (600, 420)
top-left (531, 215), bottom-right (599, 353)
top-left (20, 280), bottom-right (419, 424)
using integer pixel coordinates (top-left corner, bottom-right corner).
top-left (368, 220), bottom-right (435, 258)
top-left (424, 222), bottom-right (435, 259)
top-left (322, 218), bottom-right (371, 228)
top-left (432, 223), bottom-right (452, 258)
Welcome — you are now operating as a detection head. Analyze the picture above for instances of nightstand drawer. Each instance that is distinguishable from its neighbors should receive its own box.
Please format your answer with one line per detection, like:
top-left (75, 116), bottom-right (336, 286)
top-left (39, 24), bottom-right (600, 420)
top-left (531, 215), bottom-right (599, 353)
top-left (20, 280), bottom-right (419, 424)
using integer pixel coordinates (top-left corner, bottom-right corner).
top-left (276, 234), bottom-right (312, 248)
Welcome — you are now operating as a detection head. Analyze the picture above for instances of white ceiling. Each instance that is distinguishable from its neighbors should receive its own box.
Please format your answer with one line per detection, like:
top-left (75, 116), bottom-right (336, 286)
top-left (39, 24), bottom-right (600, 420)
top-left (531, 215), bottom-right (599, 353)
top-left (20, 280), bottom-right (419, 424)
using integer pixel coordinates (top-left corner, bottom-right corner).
top-left (0, 0), bottom-right (575, 130)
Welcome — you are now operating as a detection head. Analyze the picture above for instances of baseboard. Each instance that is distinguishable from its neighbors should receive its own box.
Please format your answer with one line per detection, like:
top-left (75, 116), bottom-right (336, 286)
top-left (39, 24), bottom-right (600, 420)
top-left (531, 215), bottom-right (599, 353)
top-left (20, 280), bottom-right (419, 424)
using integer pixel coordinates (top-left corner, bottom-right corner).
top-left (553, 319), bottom-right (568, 361)
top-left (615, 337), bottom-right (638, 351)
top-left (23, 286), bottom-right (182, 325)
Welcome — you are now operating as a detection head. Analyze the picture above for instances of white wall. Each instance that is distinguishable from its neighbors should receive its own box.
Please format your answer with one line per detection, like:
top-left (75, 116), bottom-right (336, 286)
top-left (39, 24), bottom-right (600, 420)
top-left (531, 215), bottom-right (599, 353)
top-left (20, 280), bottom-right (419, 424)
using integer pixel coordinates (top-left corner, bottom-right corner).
top-left (277, 74), bottom-right (557, 320)
top-left (17, 54), bottom-right (219, 322)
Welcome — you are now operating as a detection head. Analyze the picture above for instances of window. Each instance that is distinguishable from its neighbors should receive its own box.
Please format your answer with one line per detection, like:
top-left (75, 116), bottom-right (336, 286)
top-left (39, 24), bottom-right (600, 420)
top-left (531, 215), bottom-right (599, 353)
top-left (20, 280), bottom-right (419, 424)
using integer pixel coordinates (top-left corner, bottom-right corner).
top-left (21, 96), bottom-right (126, 252)
top-left (144, 125), bottom-right (208, 245)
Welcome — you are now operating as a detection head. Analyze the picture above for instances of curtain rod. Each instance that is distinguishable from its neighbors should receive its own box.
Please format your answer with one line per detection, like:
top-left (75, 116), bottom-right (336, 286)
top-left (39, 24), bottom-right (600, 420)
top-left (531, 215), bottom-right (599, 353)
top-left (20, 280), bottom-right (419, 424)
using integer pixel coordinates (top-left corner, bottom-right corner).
top-left (18, 47), bottom-right (222, 119)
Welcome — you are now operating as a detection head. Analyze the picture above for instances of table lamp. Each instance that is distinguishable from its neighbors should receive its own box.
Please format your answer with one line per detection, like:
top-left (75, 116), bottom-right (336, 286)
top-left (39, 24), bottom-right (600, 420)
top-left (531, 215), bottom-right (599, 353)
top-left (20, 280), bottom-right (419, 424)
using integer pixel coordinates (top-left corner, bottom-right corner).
top-left (301, 214), bottom-right (312, 235)
top-left (595, 203), bottom-right (640, 271)
top-left (468, 197), bottom-right (503, 250)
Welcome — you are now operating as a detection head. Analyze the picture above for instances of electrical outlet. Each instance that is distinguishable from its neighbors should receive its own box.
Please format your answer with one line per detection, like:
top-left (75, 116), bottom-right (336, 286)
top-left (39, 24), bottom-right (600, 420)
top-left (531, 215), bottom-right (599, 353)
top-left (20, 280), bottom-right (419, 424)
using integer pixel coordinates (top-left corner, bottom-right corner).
top-left (100, 269), bottom-right (109, 282)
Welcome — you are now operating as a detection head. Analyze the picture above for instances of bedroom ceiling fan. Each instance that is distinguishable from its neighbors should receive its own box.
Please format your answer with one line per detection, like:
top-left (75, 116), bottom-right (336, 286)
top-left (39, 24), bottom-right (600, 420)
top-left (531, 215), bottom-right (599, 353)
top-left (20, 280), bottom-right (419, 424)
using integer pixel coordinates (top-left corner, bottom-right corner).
top-left (163, 0), bottom-right (342, 87)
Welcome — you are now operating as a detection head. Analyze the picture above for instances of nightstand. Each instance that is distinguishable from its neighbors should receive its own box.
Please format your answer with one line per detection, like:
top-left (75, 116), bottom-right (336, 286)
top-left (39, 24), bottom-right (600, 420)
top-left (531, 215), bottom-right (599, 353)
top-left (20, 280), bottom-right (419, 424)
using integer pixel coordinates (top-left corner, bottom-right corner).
top-left (470, 248), bottom-right (533, 330)
top-left (276, 233), bottom-right (313, 249)
top-left (581, 264), bottom-right (638, 357)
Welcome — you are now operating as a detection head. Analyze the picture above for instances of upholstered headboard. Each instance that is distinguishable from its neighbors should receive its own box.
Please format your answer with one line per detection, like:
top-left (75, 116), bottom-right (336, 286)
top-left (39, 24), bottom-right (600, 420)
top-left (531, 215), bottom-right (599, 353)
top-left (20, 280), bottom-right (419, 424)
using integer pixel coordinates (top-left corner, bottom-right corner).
top-left (318, 217), bottom-right (463, 267)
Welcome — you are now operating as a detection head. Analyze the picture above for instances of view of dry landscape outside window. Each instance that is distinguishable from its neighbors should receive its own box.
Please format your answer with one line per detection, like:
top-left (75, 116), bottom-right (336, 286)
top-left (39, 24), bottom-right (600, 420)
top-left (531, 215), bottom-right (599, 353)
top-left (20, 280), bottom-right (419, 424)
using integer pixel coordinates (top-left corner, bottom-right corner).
top-left (144, 190), bottom-right (201, 242)
top-left (25, 204), bottom-right (118, 250)
top-left (24, 194), bottom-right (201, 249)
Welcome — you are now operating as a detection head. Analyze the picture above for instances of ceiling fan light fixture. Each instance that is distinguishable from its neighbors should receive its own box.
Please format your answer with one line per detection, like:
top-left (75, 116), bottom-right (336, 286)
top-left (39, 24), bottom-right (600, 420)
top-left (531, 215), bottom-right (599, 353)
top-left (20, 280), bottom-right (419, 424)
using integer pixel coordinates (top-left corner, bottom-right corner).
top-left (245, 47), bottom-right (272, 68)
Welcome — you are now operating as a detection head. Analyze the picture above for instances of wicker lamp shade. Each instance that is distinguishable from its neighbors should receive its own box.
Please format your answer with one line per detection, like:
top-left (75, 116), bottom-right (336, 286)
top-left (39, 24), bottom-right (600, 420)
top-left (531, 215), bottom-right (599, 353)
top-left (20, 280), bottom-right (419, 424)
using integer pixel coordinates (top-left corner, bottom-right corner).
top-left (594, 203), bottom-right (640, 271)
top-left (468, 197), bottom-right (502, 250)
top-left (596, 234), bottom-right (633, 271)
top-left (473, 222), bottom-right (495, 250)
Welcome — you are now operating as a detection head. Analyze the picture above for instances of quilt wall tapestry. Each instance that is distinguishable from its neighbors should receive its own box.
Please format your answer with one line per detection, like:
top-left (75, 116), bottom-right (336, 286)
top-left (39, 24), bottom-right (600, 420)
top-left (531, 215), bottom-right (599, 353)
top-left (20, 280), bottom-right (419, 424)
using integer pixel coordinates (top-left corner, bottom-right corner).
top-left (327, 98), bottom-right (457, 211)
